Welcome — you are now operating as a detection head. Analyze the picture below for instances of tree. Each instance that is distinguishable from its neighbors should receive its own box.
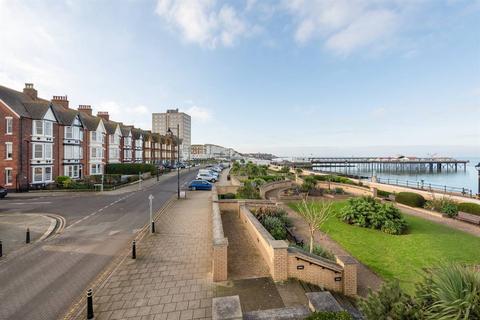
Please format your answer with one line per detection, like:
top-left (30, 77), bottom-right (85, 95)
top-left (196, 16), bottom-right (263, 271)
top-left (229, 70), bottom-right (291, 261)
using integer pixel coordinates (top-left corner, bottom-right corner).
top-left (296, 198), bottom-right (333, 254)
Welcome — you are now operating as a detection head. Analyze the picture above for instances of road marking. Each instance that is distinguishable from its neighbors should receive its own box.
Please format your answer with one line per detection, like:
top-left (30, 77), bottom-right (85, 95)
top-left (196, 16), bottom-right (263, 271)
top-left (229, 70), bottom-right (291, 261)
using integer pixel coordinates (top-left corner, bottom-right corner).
top-left (8, 202), bottom-right (52, 205)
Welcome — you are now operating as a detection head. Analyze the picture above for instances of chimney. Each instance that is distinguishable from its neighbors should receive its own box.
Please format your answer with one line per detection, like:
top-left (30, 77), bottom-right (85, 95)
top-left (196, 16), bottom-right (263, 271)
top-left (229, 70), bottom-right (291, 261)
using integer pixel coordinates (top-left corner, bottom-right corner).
top-left (52, 95), bottom-right (69, 109)
top-left (78, 105), bottom-right (92, 116)
top-left (23, 83), bottom-right (38, 100)
top-left (97, 111), bottom-right (109, 121)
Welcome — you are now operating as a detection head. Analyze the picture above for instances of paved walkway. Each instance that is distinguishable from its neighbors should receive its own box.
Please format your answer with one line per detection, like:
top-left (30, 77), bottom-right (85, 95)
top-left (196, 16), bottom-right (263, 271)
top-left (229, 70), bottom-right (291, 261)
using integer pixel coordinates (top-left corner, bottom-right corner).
top-left (90, 191), bottom-right (214, 320)
top-left (282, 204), bottom-right (383, 297)
top-left (221, 211), bottom-right (270, 280)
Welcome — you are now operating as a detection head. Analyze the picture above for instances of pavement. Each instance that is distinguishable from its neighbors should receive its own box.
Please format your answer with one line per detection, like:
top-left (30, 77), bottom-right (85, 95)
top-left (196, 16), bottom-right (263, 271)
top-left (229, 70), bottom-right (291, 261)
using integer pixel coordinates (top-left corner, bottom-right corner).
top-left (0, 213), bottom-right (56, 256)
top-left (0, 169), bottom-right (199, 320)
top-left (86, 190), bottom-right (214, 320)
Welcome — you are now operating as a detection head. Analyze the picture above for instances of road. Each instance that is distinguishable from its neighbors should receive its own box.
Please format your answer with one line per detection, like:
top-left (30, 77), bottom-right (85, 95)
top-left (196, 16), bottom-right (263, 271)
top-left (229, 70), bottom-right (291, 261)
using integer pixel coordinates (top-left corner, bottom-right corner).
top-left (0, 169), bottom-right (198, 320)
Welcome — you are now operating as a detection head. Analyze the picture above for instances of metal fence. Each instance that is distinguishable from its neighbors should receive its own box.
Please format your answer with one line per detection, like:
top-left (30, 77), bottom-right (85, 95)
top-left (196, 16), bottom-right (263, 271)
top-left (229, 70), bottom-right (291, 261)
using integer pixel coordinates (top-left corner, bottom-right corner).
top-left (372, 177), bottom-right (474, 198)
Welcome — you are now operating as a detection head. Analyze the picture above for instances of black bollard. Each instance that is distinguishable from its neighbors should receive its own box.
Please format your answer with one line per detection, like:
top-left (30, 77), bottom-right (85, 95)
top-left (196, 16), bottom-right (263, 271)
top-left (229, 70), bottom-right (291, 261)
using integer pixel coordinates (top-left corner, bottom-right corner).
top-left (132, 240), bottom-right (136, 259)
top-left (0, 240), bottom-right (2, 257)
top-left (26, 228), bottom-right (30, 244)
top-left (86, 288), bottom-right (94, 319)
top-left (151, 221), bottom-right (155, 234)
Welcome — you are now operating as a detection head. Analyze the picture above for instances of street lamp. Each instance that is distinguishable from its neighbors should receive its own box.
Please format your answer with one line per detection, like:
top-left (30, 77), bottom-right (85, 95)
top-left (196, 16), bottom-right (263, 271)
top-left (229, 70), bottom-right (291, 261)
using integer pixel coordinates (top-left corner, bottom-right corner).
top-left (475, 162), bottom-right (480, 196)
top-left (167, 125), bottom-right (181, 199)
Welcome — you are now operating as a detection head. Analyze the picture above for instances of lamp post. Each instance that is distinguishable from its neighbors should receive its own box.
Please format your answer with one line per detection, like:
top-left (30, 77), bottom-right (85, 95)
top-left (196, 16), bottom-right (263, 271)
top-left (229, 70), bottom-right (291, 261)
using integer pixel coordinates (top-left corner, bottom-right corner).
top-left (168, 125), bottom-right (181, 199)
top-left (475, 162), bottom-right (480, 196)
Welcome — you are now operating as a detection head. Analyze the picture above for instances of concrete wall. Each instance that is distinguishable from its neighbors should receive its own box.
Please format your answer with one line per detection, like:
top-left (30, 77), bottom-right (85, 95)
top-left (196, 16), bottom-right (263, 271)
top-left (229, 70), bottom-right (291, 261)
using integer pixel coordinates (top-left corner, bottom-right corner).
top-left (216, 185), bottom-right (240, 195)
top-left (211, 188), bottom-right (228, 281)
top-left (259, 180), bottom-right (295, 199)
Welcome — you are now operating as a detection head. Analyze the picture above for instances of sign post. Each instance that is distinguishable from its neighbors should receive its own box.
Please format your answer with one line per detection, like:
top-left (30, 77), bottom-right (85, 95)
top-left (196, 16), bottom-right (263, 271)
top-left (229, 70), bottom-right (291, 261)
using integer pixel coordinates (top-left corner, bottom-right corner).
top-left (149, 194), bottom-right (155, 233)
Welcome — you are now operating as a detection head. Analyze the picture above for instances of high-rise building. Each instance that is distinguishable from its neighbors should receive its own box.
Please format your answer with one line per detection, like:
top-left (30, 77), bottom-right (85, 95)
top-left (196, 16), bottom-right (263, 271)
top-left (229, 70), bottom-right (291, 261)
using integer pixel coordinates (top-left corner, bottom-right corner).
top-left (152, 109), bottom-right (191, 161)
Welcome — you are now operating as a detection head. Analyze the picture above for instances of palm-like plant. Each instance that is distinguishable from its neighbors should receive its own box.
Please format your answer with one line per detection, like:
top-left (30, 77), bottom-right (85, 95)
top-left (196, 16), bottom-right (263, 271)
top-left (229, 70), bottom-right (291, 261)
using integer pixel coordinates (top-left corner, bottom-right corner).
top-left (416, 263), bottom-right (480, 320)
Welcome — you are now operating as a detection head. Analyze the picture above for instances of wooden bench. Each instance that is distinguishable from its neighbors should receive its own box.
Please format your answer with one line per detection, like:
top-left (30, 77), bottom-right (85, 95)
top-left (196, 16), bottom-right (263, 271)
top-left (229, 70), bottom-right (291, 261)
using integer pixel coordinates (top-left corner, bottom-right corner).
top-left (286, 227), bottom-right (305, 246)
top-left (457, 212), bottom-right (480, 225)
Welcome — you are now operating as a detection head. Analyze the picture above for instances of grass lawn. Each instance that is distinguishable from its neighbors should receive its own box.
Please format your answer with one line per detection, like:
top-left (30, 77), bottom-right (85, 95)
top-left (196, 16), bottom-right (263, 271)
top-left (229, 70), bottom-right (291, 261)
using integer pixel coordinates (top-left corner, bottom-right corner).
top-left (289, 201), bottom-right (480, 293)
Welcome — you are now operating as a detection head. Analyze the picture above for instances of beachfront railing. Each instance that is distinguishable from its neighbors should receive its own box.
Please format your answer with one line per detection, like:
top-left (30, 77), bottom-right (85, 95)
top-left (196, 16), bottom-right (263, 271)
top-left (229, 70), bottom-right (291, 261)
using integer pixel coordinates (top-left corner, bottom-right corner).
top-left (372, 177), bottom-right (474, 198)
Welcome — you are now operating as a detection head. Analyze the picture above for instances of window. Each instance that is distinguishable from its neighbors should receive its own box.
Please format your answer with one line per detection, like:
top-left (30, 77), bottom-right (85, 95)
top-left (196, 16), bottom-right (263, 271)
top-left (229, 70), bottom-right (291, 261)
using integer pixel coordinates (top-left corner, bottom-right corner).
top-left (65, 126), bottom-right (73, 139)
top-left (5, 168), bottom-right (12, 185)
top-left (79, 130), bottom-right (84, 141)
top-left (5, 142), bottom-right (12, 159)
top-left (33, 144), bottom-right (43, 159)
top-left (33, 167), bottom-right (43, 182)
top-left (34, 120), bottom-right (43, 135)
top-left (91, 131), bottom-right (97, 142)
top-left (90, 164), bottom-right (102, 175)
top-left (44, 121), bottom-right (52, 137)
top-left (5, 117), bottom-right (13, 134)
top-left (45, 167), bottom-right (52, 181)
top-left (45, 144), bottom-right (52, 159)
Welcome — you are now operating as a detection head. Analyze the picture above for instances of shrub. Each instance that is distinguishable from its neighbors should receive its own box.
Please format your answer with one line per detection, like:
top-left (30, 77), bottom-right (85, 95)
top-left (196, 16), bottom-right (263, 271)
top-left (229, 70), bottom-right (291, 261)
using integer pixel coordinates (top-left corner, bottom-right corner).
top-left (262, 216), bottom-right (287, 240)
top-left (359, 281), bottom-right (418, 320)
top-left (377, 189), bottom-right (392, 198)
top-left (236, 182), bottom-right (260, 199)
top-left (219, 193), bottom-right (236, 200)
top-left (106, 163), bottom-right (156, 176)
top-left (425, 197), bottom-right (459, 217)
top-left (293, 243), bottom-right (335, 261)
top-left (458, 202), bottom-right (480, 216)
top-left (253, 206), bottom-right (291, 226)
top-left (334, 187), bottom-right (344, 194)
top-left (56, 176), bottom-right (72, 188)
top-left (396, 192), bottom-right (426, 208)
top-left (340, 197), bottom-right (408, 235)
top-left (305, 311), bottom-right (352, 320)
top-left (415, 263), bottom-right (480, 319)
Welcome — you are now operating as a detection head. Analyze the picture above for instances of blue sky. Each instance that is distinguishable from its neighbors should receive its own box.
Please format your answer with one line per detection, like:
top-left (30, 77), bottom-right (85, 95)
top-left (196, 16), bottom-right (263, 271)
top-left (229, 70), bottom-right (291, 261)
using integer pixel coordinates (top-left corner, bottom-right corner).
top-left (1, 0), bottom-right (479, 156)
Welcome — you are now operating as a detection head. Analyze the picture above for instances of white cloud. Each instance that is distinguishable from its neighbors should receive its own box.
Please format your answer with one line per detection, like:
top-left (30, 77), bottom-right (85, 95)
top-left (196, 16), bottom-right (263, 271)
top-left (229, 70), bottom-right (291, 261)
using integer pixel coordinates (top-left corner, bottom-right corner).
top-left (186, 105), bottom-right (212, 122)
top-left (96, 101), bottom-right (152, 129)
top-left (284, 0), bottom-right (404, 55)
top-left (155, 0), bottom-right (248, 48)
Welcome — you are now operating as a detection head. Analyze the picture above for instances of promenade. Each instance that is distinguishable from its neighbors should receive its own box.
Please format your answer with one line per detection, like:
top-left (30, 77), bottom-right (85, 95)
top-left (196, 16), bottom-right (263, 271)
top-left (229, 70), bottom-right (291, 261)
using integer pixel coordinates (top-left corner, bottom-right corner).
top-left (88, 191), bottom-right (214, 320)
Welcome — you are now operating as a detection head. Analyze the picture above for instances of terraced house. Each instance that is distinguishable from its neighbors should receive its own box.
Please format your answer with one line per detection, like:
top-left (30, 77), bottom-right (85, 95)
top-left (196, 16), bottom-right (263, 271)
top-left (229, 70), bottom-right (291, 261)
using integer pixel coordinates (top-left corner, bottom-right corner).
top-left (0, 83), bottom-right (180, 191)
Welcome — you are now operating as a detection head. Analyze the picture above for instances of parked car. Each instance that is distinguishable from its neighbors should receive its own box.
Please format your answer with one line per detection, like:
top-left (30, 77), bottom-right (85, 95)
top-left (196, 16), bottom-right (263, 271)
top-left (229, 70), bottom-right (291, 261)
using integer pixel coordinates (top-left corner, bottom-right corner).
top-left (196, 172), bottom-right (217, 182)
top-left (188, 180), bottom-right (213, 191)
top-left (199, 169), bottom-right (219, 179)
top-left (0, 186), bottom-right (7, 199)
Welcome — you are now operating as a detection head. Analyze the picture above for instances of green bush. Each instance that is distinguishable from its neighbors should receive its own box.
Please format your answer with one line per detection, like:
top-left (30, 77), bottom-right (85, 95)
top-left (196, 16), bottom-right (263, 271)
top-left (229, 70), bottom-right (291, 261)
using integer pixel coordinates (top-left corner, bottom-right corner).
top-left (105, 163), bottom-right (156, 176)
top-left (359, 281), bottom-right (418, 320)
top-left (458, 202), bottom-right (480, 216)
top-left (236, 181), bottom-right (260, 199)
top-left (305, 311), bottom-right (352, 320)
top-left (56, 176), bottom-right (73, 188)
top-left (222, 193), bottom-right (236, 199)
top-left (396, 192), bottom-right (426, 208)
top-left (425, 197), bottom-right (458, 217)
top-left (340, 197), bottom-right (408, 235)
top-left (293, 243), bottom-right (335, 261)
top-left (262, 216), bottom-right (287, 240)
top-left (377, 189), bottom-right (392, 198)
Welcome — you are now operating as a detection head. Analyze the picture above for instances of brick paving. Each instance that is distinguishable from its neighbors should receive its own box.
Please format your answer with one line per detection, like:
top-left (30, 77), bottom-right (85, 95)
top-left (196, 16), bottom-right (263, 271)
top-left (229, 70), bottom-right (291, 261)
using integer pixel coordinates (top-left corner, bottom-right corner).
top-left (92, 191), bottom-right (214, 320)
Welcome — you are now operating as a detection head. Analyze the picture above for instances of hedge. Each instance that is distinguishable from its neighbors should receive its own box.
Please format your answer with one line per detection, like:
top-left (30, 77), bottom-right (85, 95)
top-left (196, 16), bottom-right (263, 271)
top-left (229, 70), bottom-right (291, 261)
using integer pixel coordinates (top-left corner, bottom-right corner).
top-left (395, 192), bottom-right (426, 208)
top-left (105, 163), bottom-right (156, 175)
top-left (458, 202), bottom-right (480, 216)
top-left (377, 189), bottom-right (392, 198)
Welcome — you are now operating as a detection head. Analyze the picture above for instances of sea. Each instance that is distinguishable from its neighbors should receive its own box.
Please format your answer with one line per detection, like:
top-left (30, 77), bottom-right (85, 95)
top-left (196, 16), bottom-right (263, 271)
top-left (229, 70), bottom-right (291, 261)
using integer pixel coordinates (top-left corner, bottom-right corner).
top-left (311, 157), bottom-right (480, 194)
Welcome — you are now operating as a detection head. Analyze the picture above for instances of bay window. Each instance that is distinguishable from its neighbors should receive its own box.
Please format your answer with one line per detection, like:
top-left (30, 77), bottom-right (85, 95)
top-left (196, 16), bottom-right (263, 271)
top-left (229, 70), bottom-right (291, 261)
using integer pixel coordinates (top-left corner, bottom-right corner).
top-left (33, 144), bottom-right (43, 159)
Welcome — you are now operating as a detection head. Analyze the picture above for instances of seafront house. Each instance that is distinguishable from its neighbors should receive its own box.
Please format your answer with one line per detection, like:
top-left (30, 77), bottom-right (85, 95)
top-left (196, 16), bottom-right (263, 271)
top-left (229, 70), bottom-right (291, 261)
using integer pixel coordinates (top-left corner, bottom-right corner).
top-left (143, 131), bottom-right (152, 164)
top-left (152, 133), bottom-right (162, 165)
top-left (99, 112), bottom-right (122, 164)
top-left (120, 124), bottom-right (133, 163)
top-left (51, 97), bottom-right (87, 180)
top-left (0, 83), bottom-right (59, 190)
top-left (78, 106), bottom-right (106, 175)
top-left (132, 128), bottom-right (144, 163)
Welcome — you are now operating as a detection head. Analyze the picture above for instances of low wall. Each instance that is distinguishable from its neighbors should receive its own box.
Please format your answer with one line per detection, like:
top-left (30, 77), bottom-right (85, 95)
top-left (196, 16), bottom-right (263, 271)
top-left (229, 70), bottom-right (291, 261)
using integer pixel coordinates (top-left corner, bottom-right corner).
top-left (212, 188), bottom-right (228, 281)
top-left (260, 180), bottom-right (295, 199)
top-left (317, 181), bottom-right (372, 197)
top-left (216, 185), bottom-right (240, 195)
top-left (236, 203), bottom-right (357, 295)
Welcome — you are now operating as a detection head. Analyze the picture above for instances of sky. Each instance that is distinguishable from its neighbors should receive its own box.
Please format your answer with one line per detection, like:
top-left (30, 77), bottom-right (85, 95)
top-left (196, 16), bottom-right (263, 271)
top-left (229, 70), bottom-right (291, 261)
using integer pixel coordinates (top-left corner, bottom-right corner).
top-left (1, 0), bottom-right (479, 157)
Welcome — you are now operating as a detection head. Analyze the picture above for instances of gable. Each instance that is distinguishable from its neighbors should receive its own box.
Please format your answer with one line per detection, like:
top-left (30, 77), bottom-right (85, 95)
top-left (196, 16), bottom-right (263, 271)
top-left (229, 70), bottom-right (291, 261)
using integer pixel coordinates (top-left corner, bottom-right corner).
top-left (73, 115), bottom-right (82, 126)
top-left (115, 125), bottom-right (122, 136)
top-left (97, 119), bottom-right (106, 133)
top-left (43, 106), bottom-right (57, 122)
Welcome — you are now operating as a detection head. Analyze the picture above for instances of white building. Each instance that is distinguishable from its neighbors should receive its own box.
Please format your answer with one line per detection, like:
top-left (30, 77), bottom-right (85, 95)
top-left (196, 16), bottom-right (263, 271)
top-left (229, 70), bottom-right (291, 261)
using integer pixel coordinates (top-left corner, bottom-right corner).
top-left (190, 144), bottom-right (241, 160)
top-left (152, 109), bottom-right (191, 161)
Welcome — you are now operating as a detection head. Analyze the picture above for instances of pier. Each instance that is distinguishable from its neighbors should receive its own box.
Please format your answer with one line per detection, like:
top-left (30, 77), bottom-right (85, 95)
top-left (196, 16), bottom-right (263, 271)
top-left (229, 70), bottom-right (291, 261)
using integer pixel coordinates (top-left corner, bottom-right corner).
top-left (300, 157), bottom-right (469, 173)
